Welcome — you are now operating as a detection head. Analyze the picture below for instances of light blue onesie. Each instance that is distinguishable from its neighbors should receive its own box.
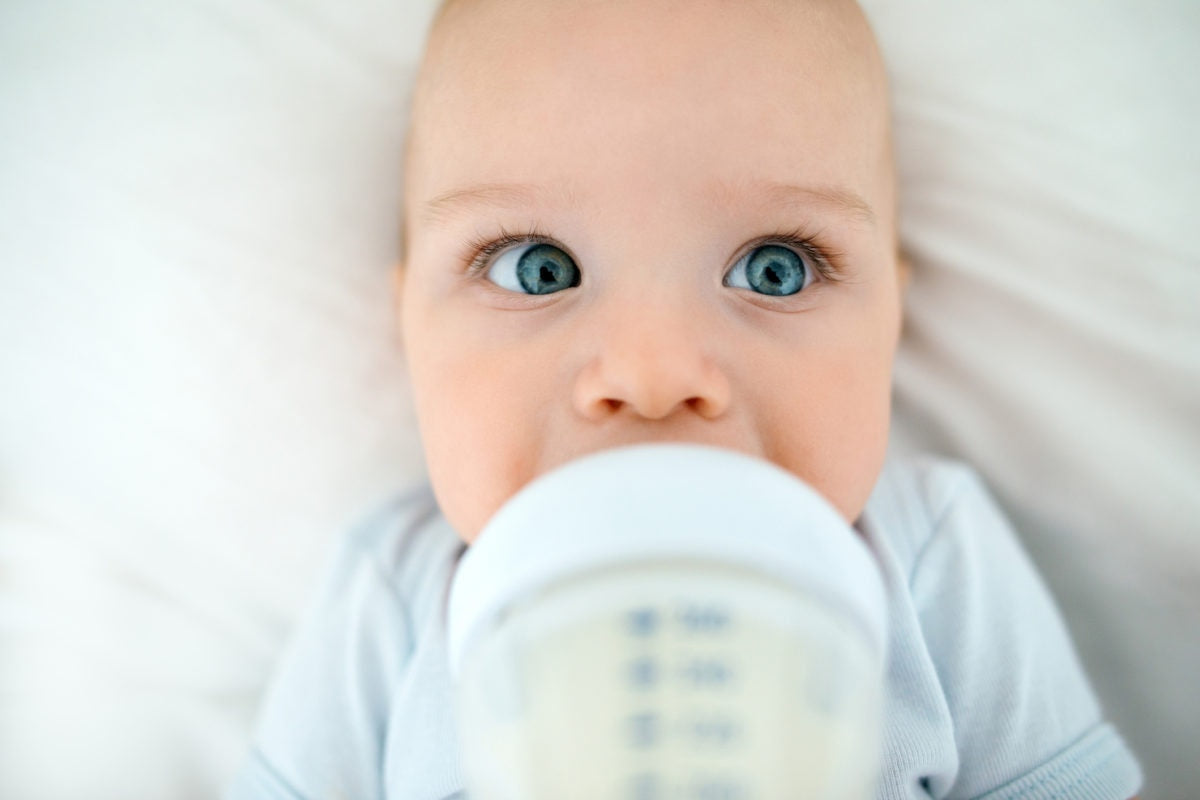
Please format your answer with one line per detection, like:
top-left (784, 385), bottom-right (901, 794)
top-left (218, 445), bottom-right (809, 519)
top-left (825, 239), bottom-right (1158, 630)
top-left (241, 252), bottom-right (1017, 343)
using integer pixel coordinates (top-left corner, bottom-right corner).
top-left (228, 455), bottom-right (1142, 800)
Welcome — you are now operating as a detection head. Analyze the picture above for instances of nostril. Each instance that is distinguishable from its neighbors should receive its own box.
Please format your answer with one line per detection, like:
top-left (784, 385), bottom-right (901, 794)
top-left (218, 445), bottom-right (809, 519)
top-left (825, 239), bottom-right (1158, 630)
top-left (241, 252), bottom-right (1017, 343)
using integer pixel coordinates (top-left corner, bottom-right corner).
top-left (686, 396), bottom-right (724, 419)
top-left (603, 398), bottom-right (623, 413)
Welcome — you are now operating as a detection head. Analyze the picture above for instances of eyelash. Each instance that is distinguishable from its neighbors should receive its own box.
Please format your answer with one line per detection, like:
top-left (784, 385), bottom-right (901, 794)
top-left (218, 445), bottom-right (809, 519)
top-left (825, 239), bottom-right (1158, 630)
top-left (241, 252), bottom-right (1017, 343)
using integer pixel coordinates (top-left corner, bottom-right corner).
top-left (462, 225), bottom-right (561, 276)
top-left (461, 224), bottom-right (846, 284)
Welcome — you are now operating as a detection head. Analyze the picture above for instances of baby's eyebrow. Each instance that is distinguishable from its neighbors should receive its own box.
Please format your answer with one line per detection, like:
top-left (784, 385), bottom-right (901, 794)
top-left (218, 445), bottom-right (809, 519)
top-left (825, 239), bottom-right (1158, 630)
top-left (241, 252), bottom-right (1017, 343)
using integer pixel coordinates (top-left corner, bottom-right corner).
top-left (422, 183), bottom-right (569, 226)
top-left (421, 180), bottom-right (875, 227)
top-left (714, 179), bottom-right (877, 228)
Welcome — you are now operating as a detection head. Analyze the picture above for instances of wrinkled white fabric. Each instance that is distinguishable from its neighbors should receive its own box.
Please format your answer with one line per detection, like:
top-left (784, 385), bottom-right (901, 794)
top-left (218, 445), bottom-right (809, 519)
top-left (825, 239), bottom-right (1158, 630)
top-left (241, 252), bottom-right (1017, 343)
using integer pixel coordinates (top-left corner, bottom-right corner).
top-left (1, 0), bottom-right (1195, 797)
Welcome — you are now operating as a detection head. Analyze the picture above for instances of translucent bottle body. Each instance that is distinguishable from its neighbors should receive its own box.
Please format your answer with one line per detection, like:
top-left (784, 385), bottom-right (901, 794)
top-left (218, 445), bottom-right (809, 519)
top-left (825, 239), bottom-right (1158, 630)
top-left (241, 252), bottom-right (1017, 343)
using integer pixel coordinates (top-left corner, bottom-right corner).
top-left (457, 562), bottom-right (882, 800)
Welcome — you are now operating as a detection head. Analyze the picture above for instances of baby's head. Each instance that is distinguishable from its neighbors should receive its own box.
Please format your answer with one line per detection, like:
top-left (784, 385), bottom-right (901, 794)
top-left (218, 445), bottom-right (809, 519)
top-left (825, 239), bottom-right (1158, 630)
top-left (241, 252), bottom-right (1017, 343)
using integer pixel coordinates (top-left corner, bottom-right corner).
top-left (399, 0), bottom-right (902, 541)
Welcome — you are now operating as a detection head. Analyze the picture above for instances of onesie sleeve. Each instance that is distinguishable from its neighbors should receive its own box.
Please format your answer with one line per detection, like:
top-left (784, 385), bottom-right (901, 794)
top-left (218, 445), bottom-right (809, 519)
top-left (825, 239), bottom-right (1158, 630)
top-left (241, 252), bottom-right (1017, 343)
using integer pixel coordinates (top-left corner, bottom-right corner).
top-left (225, 493), bottom-right (433, 800)
top-left (907, 466), bottom-right (1142, 800)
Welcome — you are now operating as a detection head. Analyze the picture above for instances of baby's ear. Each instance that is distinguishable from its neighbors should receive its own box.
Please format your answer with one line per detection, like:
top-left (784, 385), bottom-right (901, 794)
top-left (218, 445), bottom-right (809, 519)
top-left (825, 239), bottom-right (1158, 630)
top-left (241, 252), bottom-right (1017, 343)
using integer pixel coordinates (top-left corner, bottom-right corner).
top-left (897, 250), bottom-right (912, 292)
top-left (391, 263), bottom-right (408, 353)
top-left (392, 262), bottom-right (406, 308)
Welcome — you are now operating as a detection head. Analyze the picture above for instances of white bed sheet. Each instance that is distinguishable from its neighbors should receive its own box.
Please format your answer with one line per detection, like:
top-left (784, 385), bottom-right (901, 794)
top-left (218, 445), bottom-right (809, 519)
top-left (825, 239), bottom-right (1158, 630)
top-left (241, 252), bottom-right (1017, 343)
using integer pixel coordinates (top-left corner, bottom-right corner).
top-left (1, 0), bottom-right (1196, 797)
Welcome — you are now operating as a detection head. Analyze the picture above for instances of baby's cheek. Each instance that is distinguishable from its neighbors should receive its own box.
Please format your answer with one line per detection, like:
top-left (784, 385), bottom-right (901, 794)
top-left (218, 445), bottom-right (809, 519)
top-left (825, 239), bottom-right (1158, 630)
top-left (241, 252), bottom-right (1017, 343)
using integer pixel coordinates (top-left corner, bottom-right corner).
top-left (773, 342), bottom-right (892, 523)
top-left (419, 363), bottom-right (541, 542)
top-left (833, 351), bottom-right (896, 519)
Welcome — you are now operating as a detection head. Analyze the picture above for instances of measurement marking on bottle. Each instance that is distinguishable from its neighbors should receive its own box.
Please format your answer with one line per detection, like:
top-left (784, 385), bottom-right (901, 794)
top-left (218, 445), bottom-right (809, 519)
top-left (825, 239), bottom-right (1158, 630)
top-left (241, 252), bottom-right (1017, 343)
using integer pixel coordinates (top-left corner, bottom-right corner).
top-left (681, 713), bottom-right (741, 746)
top-left (627, 657), bottom-right (659, 689)
top-left (676, 605), bottom-right (731, 634)
top-left (677, 657), bottom-right (734, 687)
top-left (627, 608), bottom-right (660, 637)
top-left (626, 711), bottom-right (660, 749)
top-left (688, 777), bottom-right (746, 800)
top-left (627, 774), bottom-right (749, 800)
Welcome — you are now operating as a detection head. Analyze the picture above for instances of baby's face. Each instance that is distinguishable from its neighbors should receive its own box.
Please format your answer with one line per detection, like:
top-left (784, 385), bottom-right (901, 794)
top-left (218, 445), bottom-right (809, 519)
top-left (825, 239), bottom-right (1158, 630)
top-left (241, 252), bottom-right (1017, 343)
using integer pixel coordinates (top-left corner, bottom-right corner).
top-left (401, 0), bottom-right (902, 541)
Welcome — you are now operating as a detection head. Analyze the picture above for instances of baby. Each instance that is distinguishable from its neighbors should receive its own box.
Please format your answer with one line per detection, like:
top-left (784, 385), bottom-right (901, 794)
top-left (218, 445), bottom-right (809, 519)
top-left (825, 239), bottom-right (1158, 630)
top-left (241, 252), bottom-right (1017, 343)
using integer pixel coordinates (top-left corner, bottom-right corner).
top-left (230, 0), bottom-right (1142, 798)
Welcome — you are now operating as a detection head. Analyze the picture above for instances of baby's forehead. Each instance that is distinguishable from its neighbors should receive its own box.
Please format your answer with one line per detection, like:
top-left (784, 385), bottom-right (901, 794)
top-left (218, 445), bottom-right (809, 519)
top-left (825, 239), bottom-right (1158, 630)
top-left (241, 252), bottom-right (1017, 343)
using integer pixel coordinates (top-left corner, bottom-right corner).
top-left (423, 0), bottom-right (881, 88)
top-left (406, 0), bottom-right (893, 236)
top-left (416, 0), bottom-right (885, 123)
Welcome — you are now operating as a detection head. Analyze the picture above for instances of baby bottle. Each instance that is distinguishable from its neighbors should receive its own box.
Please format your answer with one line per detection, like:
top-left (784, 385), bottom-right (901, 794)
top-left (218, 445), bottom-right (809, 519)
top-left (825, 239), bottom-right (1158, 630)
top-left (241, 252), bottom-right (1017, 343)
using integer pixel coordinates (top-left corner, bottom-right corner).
top-left (447, 443), bottom-right (888, 800)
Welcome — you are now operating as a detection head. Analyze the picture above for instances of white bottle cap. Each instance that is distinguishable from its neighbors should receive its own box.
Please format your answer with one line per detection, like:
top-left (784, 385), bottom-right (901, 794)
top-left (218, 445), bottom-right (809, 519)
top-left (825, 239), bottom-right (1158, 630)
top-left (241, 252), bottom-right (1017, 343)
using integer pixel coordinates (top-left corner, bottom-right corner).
top-left (447, 443), bottom-right (887, 677)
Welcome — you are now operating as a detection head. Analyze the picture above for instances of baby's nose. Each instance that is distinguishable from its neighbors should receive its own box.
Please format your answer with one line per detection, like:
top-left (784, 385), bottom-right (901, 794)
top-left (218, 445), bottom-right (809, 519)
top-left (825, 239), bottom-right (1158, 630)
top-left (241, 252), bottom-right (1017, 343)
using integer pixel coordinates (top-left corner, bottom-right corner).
top-left (571, 297), bottom-right (731, 422)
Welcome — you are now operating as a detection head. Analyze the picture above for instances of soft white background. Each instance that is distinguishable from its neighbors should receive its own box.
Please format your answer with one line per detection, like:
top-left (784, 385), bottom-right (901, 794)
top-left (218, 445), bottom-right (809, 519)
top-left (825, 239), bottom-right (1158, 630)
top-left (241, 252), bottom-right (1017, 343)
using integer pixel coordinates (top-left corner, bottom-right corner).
top-left (1, 1), bottom-right (1196, 797)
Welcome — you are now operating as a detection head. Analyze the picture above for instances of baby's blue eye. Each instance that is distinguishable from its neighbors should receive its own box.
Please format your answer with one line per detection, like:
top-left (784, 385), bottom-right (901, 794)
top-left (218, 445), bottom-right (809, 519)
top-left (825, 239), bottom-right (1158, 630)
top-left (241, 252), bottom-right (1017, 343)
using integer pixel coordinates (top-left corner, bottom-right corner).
top-left (487, 243), bottom-right (581, 295)
top-left (725, 245), bottom-right (811, 296)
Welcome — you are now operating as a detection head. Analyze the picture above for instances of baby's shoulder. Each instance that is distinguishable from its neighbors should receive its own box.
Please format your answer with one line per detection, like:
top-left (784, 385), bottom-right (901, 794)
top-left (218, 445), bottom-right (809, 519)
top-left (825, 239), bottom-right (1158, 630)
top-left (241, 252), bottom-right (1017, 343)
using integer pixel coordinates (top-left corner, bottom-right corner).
top-left (859, 453), bottom-right (1001, 576)
top-left (336, 483), bottom-right (466, 616)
